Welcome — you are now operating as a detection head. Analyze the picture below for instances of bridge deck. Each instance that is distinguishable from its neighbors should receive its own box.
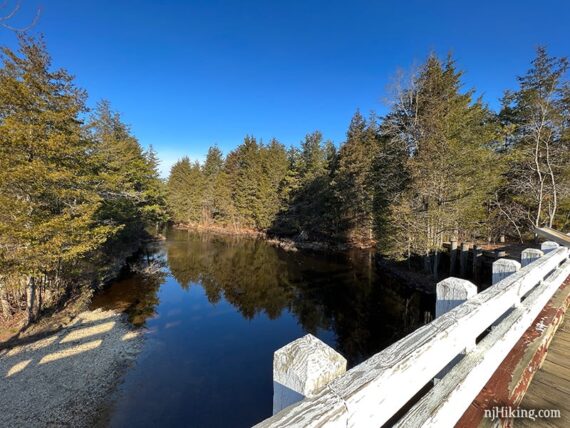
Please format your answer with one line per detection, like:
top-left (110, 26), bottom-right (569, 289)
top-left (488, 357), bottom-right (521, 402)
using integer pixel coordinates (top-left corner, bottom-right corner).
top-left (518, 317), bottom-right (570, 427)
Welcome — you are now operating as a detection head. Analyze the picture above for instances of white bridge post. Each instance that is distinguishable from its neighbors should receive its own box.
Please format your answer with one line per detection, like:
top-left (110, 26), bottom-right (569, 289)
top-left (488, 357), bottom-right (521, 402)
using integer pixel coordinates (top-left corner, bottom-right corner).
top-left (521, 248), bottom-right (544, 267)
top-left (541, 241), bottom-right (560, 254)
top-left (492, 258), bottom-right (523, 327)
top-left (434, 278), bottom-right (477, 382)
top-left (492, 258), bottom-right (521, 285)
top-left (436, 277), bottom-right (478, 318)
top-left (272, 334), bottom-right (347, 415)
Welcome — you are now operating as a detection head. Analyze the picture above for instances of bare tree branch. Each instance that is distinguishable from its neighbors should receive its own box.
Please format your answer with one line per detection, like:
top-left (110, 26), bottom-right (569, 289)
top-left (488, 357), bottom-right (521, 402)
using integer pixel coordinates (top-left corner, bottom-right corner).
top-left (0, 0), bottom-right (41, 32)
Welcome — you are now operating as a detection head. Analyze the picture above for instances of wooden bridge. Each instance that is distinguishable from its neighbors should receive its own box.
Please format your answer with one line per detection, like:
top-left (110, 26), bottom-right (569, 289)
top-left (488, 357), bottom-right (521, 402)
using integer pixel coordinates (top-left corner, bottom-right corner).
top-left (255, 228), bottom-right (570, 427)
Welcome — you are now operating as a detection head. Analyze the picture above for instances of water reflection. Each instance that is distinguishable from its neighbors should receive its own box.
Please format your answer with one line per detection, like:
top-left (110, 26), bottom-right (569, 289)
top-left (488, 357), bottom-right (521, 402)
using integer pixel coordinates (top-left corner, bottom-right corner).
top-left (92, 229), bottom-right (433, 427)
top-left (92, 248), bottom-right (166, 327)
top-left (162, 230), bottom-right (431, 365)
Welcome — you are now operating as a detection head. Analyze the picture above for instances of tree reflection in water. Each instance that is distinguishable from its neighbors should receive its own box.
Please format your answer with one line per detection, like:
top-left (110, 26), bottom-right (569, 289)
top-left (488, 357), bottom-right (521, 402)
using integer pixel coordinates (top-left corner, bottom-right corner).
top-left (96, 229), bottom-right (433, 366)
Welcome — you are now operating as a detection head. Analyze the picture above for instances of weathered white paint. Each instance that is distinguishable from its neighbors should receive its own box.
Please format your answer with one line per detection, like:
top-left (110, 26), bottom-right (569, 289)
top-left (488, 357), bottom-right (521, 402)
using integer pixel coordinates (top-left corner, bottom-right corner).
top-left (434, 278), bottom-right (477, 382)
top-left (492, 258), bottom-right (521, 285)
top-left (395, 258), bottom-right (570, 427)
top-left (255, 247), bottom-right (569, 428)
top-left (436, 278), bottom-right (477, 318)
top-left (272, 334), bottom-right (346, 415)
top-left (521, 248), bottom-right (544, 267)
top-left (541, 241), bottom-right (560, 254)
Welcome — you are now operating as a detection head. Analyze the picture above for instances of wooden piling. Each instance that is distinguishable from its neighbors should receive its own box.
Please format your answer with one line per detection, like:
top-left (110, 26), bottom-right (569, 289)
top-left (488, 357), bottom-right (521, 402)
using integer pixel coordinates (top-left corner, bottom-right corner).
top-left (472, 245), bottom-right (482, 283)
top-left (450, 240), bottom-right (458, 275)
top-left (460, 242), bottom-right (470, 278)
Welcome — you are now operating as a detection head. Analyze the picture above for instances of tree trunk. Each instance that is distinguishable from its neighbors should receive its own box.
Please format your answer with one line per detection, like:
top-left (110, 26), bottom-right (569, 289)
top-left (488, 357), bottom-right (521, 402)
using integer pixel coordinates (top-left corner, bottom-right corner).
top-left (0, 281), bottom-right (11, 318)
top-left (37, 278), bottom-right (43, 316)
top-left (533, 125), bottom-right (545, 228)
top-left (546, 144), bottom-right (558, 228)
top-left (423, 250), bottom-right (432, 274)
top-left (25, 276), bottom-right (36, 325)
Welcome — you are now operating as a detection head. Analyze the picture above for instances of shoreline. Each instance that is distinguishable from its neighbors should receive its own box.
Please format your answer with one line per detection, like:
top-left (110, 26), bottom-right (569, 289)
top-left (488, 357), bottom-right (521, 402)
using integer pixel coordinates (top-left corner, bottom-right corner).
top-left (0, 308), bottom-right (143, 428)
top-left (173, 223), bottom-right (439, 294)
top-left (172, 223), bottom-right (375, 253)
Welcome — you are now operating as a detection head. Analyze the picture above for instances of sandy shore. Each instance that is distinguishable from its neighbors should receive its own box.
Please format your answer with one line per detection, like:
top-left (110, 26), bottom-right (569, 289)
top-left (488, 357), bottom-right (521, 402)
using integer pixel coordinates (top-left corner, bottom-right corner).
top-left (0, 309), bottom-right (142, 428)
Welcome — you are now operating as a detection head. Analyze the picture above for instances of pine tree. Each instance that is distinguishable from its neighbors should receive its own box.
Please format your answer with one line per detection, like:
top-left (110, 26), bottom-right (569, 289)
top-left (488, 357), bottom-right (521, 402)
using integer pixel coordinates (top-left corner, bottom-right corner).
top-left (212, 168), bottom-right (236, 226)
top-left (0, 36), bottom-right (116, 322)
top-left (378, 54), bottom-right (499, 262)
top-left (275, 131), bottom-right (338, 239)
top-left (335, 110), bottom-right (380, 245)
top-left (231, 136), bottom-right (262, 228)
top-left (167, 157), bottom-right (204, 224)
top-left (257, 139), bottom-right (288, 229)
top-left (141, 145), bottom-right (169, 231)
top-left (90, 101), bottom-right (167, 239)
top-left (202, 146), bottom-right (224, 223)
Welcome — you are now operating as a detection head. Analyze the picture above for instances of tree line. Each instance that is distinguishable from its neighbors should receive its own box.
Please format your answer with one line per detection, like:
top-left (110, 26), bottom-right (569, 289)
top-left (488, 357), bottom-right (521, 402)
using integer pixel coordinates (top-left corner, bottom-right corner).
top-left (1, 34), bottom-right (569, 325)
top-left (167, 48), bottom-right (570, 259)
top-left (0, 36), bottom-right (168, 324)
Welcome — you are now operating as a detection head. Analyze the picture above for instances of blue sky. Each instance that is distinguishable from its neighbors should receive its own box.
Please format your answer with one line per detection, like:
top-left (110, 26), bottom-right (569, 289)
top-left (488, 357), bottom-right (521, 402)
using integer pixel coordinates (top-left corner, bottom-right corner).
top-left (0, 0), bottom-right (568, 176)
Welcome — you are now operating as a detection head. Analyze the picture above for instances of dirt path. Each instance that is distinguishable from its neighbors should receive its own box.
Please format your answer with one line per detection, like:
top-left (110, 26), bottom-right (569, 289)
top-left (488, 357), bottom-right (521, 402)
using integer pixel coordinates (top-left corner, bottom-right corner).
top-left (0, 309), bottom-right (142, 427)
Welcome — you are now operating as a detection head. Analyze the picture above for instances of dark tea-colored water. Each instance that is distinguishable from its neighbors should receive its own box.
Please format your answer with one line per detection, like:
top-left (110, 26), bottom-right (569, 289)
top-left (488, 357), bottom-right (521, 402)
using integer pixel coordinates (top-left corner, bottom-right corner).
top-left (91, 229), bottom-right (433, 428)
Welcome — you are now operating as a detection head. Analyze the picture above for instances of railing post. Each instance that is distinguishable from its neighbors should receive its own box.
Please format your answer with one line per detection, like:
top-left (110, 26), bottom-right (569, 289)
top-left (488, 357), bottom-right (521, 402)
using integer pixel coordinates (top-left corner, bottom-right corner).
top-left (492, 258), bottom-right (523, 328)
top-left (272, 334), bottom-right (347, 415)
top-left (436, 277), bottom-right (478, 318)
top-left (541, 241), bottom-right (560, 254)
top-left (434, 278), bottom-right (477, 382)
top-left (492, 259), bottom-right (521, 285)
top-left (521, 248), bottom-right (544, 267)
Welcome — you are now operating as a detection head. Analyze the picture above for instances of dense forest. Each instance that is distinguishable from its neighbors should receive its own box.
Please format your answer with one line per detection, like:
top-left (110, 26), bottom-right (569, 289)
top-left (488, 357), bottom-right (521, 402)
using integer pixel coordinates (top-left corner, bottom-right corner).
top-left (0, 36), bottom-right (168, 324)
top-left (167, 49), bottom-right (570, 257)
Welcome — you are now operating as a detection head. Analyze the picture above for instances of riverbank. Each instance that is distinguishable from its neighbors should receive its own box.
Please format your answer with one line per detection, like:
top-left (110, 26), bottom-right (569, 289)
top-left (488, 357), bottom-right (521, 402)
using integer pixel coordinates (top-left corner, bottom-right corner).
top-left (0, 233), bottom-right (161, 343)
top-left (173, 223), bottom-right (366, 252)
top-left (173, 223), bottom-right (440, 294)
top-left (0, 308), bottom-right (142, 428)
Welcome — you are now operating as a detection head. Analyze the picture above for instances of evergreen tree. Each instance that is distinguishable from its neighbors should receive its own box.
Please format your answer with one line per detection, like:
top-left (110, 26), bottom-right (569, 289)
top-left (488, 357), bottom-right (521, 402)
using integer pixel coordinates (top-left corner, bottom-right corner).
top-left (378, 54), bottom-right (499, 262)
top-left (167, 157), bottom-right (204, 224)
top-left (335, 110), bottom-right (380, 244)
top-left (212, 168), bottom-right (237, 226)
top-left (90, 101), bottom-right (167, 239)
top-left (202, 146), bottom-right (224, 223)
top-left (142, 145), bottom-right (169, 230)
top-left (257, 139), bottom-right (288, 229)
top-left (231, 136), bottom-right (263, 228)
top-left (274, 131), bottom-right (338, 239)
top-left (0, 36), bottom-right (116, 322)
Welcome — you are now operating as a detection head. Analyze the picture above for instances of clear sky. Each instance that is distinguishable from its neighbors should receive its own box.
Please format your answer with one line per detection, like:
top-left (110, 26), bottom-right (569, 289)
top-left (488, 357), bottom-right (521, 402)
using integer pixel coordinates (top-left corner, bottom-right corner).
top-left (0, 0), bottom-right (568, 176)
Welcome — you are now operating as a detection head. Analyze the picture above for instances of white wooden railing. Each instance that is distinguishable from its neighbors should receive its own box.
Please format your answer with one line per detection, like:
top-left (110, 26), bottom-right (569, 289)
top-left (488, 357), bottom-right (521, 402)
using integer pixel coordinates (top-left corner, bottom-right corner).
top-left (255, 241), bottom-right (570, 428)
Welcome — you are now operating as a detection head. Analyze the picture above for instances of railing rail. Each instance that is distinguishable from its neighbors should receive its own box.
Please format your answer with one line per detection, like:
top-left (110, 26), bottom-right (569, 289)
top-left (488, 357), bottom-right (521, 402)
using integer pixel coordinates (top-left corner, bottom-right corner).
top-left (255, 245), bottom-right (570, 428)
